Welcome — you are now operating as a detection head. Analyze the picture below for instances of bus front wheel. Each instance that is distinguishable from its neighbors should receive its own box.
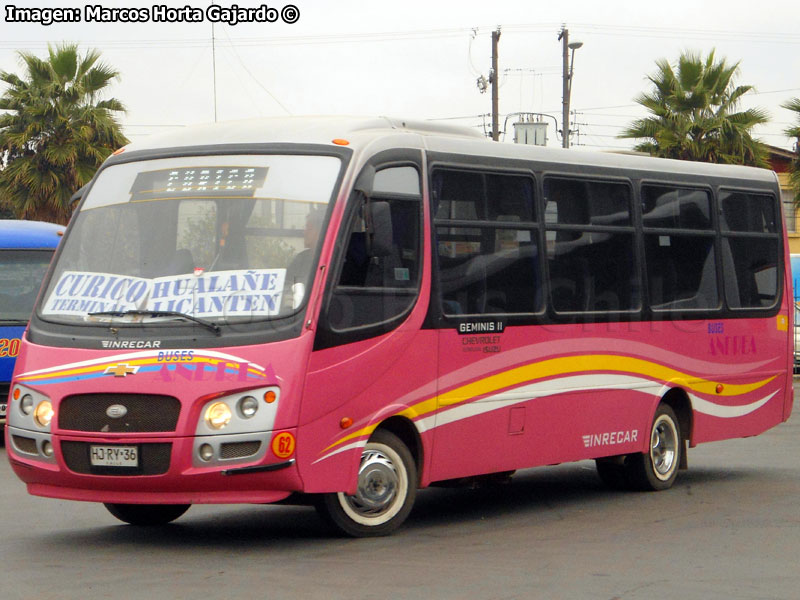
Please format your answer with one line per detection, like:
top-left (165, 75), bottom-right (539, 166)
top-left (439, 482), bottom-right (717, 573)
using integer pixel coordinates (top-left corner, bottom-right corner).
top-left (316, 429), bottom-right (417, 537)
top-left (104, 503), bottom-right (190, 526)
top-left (626, 404), bottom-right (682, 491)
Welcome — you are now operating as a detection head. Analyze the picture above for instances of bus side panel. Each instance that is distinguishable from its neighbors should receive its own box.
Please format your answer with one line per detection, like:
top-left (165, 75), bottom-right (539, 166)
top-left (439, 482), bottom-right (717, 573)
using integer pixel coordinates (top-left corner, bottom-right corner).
top-left (428, 323), bottom-right (658, 482)
top-left (427, 385), bottom-right (656, 483)
top-left (297, 326), bottom-right (438, 494)
top-left (690, 314), bottom-right (790, 444)
top-left (427, 318), bottom-right (789, 483)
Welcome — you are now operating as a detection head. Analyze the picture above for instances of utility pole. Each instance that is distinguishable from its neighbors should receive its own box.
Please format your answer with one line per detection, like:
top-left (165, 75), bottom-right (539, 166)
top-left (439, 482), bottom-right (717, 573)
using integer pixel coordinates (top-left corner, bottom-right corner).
top-left (558, 26), bottom-right (583, 148)
top-left (559, 27), bottom-right (569, 148)
top-left (491, 28), bottom-right (501, 141)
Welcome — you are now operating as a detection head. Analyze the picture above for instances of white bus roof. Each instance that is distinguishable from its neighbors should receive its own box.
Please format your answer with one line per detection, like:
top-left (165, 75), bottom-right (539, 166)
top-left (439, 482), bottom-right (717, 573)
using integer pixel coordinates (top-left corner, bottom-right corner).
top-left (122, 116), bottom-right (483, 152)
top-left (121, 116), bottom-right (777, 185)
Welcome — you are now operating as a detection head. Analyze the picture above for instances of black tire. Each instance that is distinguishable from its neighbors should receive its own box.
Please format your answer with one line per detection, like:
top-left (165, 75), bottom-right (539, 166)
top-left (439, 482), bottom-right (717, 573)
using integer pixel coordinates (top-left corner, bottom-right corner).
top-left (626, 404), bottom-right (682, 491)
top-left (595, 456), bottom-right (631, 490)
top-left (316, 429), bottom-right (417, 537)
top-left (104, 503), bottom-right (190, 526)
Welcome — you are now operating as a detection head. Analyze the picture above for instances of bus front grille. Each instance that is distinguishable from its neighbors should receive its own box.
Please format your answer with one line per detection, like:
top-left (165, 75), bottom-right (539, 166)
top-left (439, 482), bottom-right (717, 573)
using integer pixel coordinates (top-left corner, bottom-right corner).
top-left (220, 441), bottom-right (261, 459)
top-left (58, 394), bottom-right (181, 433)
top-left (11, 435), bottom-right (38, 455)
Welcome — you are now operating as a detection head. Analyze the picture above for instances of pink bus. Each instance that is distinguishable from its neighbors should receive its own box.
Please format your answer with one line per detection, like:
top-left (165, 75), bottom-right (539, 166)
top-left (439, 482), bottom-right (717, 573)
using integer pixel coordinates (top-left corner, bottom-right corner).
top-left (5, 117), bottom-right (793, 536)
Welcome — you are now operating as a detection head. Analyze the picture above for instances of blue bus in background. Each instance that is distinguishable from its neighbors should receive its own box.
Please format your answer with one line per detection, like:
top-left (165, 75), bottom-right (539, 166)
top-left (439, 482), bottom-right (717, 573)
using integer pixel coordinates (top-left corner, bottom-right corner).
top-left (792, 255), bottom-right (800, 302)
top-left (792, 255), bottom-right (800, 373)
top-left (0, 220), bottom-right (64, 426)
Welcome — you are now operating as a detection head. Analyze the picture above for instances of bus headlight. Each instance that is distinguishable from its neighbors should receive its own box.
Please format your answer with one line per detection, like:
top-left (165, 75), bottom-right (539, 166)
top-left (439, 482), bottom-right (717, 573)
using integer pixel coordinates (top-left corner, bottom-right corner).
top-left (34, 400), bottom-right (54, 428)
top-left (238, 396), bottom-right (259, 418)
top-left (204, 402), bottom-right (232, 430)
top-left (20, 394), bottom-right (34, 415)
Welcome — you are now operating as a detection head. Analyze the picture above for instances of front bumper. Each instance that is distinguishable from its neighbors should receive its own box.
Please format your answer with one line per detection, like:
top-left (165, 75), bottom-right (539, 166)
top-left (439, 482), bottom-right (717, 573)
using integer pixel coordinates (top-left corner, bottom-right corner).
top-left (6, 427), bottom-right (303, 504)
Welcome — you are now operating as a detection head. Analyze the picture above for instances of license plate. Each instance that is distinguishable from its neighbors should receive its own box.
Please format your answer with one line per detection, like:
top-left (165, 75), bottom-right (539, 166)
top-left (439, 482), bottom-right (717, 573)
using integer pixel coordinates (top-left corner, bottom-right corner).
top-left (90, 445), bottom-right (139, 468)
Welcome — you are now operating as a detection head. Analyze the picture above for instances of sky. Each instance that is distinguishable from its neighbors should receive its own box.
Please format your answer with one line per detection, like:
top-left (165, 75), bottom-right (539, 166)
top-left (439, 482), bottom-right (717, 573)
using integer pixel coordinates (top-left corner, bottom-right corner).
top-left (1, 0), bottom-right (799, 152)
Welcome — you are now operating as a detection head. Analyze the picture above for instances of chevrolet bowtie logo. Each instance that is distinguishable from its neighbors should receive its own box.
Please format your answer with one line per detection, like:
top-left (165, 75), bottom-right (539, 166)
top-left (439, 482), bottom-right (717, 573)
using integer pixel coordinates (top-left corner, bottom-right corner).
top-left (103, 363), bottom-right (140, 377)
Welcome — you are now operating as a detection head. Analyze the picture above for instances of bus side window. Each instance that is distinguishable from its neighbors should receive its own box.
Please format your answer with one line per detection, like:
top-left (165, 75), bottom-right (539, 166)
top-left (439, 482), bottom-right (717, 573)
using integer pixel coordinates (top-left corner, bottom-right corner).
top-left (433, 168), bottom-right (540, 316)
top-left (544, 177), bottom-right (637, 313)
top-left (642, 185), bottom-right (719, 311)
top-left (720, 190), bottom-right (780, 309)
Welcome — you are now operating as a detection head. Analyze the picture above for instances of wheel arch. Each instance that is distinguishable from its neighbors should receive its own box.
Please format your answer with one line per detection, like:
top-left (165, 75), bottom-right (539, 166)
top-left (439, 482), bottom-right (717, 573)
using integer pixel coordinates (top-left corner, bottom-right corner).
top-left (660, 386), bottom-right (693, 469)
top-left (660, 387), bottom-right (693, 442)
top-left (372, 416), bottom-right (423, 485)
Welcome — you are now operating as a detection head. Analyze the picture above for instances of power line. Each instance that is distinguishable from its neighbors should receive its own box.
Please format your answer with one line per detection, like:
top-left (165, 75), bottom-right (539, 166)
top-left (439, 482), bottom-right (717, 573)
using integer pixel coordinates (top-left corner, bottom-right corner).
top-left (3, 21), bottom-right (800, 53)
top-left (218, 24), bottom-right (291, 115)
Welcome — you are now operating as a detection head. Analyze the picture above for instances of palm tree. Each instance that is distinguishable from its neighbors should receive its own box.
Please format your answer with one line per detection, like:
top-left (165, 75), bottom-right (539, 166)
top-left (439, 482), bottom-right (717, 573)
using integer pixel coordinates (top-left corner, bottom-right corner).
top-left (0, 43), bottom-right (128, 224)
top-left (620, 50), bottom-right (769, 168)
top-left (784, 97), bottom-right (800, 198)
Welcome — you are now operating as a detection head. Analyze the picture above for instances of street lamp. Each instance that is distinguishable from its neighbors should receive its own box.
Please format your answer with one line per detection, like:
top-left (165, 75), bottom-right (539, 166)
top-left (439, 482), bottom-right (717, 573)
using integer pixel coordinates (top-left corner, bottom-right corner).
top-left (558, 27), bottom-right (583, 148)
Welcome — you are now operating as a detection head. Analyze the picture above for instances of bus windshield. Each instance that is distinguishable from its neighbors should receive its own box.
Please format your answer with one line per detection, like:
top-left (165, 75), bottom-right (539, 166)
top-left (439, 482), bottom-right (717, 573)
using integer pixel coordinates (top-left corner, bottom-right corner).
top-left (0, 250), bottom-right (55, 322)
top-left (39, 154), bottom-right (341, 326)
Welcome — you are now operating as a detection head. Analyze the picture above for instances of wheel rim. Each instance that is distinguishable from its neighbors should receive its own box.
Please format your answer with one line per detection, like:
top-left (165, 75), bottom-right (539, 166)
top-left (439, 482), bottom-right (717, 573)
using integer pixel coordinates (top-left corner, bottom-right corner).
top-left (337, 443), bottom-right (408, 526)
top-left (650, 415), bottom-right (678, 481)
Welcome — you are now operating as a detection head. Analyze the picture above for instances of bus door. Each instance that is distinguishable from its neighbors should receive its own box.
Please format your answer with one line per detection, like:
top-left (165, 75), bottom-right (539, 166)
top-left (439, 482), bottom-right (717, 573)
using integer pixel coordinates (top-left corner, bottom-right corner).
top-left (428, 165), bottom-right (543, 482)
top-left (301, 151), bottom-right (436, 491)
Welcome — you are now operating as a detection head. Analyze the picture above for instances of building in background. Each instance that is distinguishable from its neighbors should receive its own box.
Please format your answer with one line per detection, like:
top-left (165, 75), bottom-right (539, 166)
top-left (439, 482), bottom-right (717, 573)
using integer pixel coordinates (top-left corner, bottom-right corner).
top-left (767, 145), bottom-right (798, 253)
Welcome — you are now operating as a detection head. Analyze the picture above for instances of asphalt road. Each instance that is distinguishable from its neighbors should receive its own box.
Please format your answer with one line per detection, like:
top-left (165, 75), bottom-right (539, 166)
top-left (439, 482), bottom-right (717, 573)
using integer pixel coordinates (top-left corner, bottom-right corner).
top-left (2, 391), bottom-right (799, 600)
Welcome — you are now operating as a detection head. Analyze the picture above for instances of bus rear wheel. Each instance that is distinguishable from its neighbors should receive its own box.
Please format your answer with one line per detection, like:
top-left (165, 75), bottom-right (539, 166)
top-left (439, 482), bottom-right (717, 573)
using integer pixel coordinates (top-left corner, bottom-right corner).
top-left (104, 503), bottom-right (190, 526)
top-left (626, 404), bottom-right (682, 491)
top-left (316, 429), bottom-right (417, 537)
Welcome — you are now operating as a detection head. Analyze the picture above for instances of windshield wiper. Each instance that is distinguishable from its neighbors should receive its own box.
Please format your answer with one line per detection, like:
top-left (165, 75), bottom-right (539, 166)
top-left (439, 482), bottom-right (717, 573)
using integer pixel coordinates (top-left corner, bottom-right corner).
top-left (87, 309), bottom-right (221, 335)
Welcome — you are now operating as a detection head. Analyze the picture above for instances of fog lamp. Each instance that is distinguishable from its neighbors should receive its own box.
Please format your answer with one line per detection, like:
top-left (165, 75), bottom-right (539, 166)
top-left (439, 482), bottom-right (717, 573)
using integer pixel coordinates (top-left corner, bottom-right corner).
top-left (199, 444), bottom-right (214, 462)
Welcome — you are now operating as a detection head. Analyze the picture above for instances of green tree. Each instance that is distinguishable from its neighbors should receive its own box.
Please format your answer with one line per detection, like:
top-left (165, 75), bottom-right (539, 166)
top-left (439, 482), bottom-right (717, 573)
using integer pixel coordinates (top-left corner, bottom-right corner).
top-left (620, 50), bottom-right (769, 168)
top-left (783, 97), bottom-right (800, 198)
top-left (0, 43), bottom-right (129, 224)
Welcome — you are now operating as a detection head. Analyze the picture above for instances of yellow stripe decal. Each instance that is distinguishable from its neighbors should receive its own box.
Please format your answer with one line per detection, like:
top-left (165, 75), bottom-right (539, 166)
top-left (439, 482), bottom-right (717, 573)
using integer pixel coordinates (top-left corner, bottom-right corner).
top-left (322, 354), bottom-right (775, 454)
top-left (18, 356), bottom-right (266, 382)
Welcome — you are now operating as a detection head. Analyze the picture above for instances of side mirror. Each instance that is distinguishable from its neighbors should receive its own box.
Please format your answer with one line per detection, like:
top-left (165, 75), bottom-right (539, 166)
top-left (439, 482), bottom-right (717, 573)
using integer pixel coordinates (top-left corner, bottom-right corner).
top-left (366, 201), bottom-right (393, 258)
top-left (70, 184), bottom-right (88, 205)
